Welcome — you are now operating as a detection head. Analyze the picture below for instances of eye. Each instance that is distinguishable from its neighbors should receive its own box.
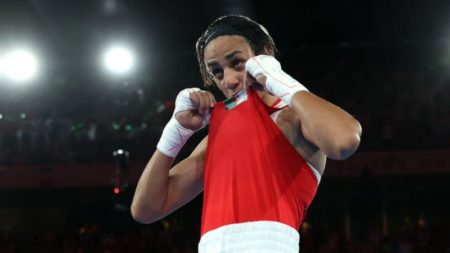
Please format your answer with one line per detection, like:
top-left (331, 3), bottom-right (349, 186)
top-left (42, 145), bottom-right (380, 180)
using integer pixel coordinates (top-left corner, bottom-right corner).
top-left (233, 59), bottom-right (244, 69)
top-left (210, 68), bottom-right (223, 79)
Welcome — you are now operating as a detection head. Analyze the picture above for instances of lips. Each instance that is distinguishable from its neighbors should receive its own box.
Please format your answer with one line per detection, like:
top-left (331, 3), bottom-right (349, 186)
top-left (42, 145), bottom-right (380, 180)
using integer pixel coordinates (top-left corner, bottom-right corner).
top-left (232, 89), bottom-right (247, 98)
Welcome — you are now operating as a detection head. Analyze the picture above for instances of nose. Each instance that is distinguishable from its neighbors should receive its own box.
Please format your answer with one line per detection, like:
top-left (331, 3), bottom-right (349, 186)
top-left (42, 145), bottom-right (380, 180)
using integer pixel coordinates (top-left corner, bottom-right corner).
top-left (222, 68), bottom-right (240, 91)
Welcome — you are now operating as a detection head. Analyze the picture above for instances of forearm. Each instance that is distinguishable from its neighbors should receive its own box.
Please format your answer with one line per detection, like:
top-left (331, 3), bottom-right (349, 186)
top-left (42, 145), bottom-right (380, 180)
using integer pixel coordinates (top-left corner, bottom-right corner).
top-left (290, 91), bottom-right (362, 160)
top-left (131, 150), bottom-right (174, 223)
top-left (131, 88), bottom-right (212, 223)
top-left (245, 55), bottom-right (362, 158)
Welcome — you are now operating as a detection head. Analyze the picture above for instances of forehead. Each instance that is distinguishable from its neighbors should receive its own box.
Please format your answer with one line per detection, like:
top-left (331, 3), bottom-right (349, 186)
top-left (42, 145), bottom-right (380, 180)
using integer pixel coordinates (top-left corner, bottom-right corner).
top-left (203, 35), bottom-right (253, 62)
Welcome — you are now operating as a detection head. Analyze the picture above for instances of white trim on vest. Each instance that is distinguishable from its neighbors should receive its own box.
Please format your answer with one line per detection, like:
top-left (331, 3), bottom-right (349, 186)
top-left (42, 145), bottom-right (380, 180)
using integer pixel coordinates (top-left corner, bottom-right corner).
top-left (199, 221), bottom-right (300, 253)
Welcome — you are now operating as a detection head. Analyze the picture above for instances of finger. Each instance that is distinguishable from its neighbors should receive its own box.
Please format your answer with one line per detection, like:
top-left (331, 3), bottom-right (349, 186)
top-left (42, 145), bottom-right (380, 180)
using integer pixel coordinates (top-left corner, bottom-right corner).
top-left (206, 92), bottom-right (216, 108)
top-left (255, 74), bottom-right (267, 86)
top-left (202, 92), bottom-right (213, 113)
top-left (243, 72), bottom-right (249, 89)
top-left (250, 73), bottom-right (267, 91)
top-left (244, 72), bottom-right (256, 89)
top-left (190, 91), bottom-right (201, 108)
top-left (198, 92), bottom-right (208, 114)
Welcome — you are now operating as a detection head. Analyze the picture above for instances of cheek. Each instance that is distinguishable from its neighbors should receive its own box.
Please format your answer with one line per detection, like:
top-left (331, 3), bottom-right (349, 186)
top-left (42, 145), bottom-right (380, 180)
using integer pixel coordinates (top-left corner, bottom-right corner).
top-left (216, 82), bottom-right (229, 94)
top-left (214, 83), bottom-right (233, 98)
top-left (230, 67), bottom-right (246, 80)
top-left (211, 79), bottom-right (223, 90)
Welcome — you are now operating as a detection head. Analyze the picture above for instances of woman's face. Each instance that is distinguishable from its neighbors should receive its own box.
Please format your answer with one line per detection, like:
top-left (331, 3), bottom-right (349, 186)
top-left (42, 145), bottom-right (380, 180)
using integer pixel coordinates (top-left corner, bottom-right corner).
top-left (203, 35), bottom-right (255, 98)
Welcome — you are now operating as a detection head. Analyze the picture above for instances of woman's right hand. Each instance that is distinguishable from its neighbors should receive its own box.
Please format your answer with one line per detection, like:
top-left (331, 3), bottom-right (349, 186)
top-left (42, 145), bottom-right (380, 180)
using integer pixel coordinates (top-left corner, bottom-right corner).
top-left (174, 88), bottom-right (216, 131)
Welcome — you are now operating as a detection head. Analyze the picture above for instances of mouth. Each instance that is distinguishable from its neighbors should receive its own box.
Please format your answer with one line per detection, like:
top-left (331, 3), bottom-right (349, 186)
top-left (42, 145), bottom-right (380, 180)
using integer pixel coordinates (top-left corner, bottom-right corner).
top-left (230, 89), bottom-right (246, 98)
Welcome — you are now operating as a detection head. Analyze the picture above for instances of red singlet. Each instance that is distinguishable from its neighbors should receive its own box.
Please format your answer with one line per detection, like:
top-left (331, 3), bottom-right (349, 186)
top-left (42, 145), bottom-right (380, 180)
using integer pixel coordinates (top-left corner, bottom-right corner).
top-left (201, 88), bottom-right (319, 236)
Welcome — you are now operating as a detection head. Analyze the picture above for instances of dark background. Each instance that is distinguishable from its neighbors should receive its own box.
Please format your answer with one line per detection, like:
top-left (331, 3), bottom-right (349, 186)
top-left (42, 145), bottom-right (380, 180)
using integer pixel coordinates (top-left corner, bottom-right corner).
top-left (0, 0), bottom-right (449, 252)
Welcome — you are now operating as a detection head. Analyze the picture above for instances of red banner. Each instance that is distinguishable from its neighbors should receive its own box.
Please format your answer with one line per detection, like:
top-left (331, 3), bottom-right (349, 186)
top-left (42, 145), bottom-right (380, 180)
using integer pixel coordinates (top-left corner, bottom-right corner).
top-left (326, 149), bottom-right (450, 177)
top-left (1, 149), bottom-right (449, 189)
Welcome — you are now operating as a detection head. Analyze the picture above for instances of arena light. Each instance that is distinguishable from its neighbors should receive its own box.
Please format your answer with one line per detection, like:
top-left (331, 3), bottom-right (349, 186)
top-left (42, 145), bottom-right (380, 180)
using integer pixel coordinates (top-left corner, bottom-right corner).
top-left (103, 45), bottom-right (135, 75)
top-left (0, 57), bottom-right (4, 79)
top-left (2, 48), bottom-right (39, 83)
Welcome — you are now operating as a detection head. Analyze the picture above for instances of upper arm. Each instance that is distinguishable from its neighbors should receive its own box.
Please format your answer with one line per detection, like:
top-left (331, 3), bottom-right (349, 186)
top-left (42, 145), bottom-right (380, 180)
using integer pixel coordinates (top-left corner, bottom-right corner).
top-left (275, 109), bottom-right (327, 175)
top-left (294, 123), bottom-right (327, 176)
top-left (163, 136), bottom-right (208, 214)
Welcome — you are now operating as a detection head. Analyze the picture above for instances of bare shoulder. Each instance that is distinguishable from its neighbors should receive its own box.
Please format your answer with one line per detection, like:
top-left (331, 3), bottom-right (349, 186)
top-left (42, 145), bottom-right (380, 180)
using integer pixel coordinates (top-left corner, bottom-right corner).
top-left (274, 108), bottom-right (326, 175)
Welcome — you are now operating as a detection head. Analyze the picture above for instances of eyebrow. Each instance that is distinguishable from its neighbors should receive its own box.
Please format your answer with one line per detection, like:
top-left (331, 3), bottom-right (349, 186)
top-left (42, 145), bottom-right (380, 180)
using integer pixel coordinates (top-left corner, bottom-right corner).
top-left (206, 50), bottom-right (243, 67)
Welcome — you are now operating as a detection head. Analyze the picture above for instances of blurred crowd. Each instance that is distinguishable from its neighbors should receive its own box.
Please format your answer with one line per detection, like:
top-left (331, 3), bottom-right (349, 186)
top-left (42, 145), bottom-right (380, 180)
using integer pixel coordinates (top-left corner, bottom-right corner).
top-left (1, 45), bottom-right (450, 250)
top-left (0, 83), bottom-right (175, 165)
top-left (0, 214), bottom-right (449, 253)
top-left (0, 47), bottom-right (449, 166)
top-left (0, 219), bottom-right (198, 253)
top-left (318, 67), bottom-right (450, 152)
top-left (300, 217), bottom-right (450, 253)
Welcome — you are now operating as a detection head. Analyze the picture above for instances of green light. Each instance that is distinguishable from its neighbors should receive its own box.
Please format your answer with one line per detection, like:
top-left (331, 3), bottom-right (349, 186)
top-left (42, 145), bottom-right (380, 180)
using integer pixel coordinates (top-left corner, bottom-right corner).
top-left (112, 123), bottom-right (121, 130)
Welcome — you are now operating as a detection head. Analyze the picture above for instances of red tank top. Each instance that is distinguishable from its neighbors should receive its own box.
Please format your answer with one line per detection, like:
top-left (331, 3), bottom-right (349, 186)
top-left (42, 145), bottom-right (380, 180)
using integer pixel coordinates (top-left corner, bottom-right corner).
top-left (201, 88), bottom-right (319, 236)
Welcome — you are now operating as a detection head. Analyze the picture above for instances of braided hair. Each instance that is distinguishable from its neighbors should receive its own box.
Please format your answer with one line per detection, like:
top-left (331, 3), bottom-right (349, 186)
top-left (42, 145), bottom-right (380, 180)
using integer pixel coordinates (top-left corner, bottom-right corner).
top-left (196, 15), bottom-right (277, 87)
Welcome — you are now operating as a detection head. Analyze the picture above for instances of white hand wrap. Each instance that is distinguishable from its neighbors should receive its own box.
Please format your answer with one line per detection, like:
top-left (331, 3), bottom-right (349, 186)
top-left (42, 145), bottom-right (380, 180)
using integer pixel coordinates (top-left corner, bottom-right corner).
top-left (157, 117), bottom-right (194, 158)
top-left (245, 55), bottom-right (308, 106)
top-left (174, 88), bottom-right (210, 129)
top-left (156, 88), bottom-right (209, 157)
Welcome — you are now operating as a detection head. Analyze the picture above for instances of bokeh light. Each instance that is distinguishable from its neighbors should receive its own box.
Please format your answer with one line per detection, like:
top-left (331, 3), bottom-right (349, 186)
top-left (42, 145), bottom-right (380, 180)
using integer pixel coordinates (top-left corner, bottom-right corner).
top-left (103, 45), bottom-right (135, 75)
top-left (0, 57), bottom-right (4, 79)
top-left (2, 48), bottom-right (39, 83)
